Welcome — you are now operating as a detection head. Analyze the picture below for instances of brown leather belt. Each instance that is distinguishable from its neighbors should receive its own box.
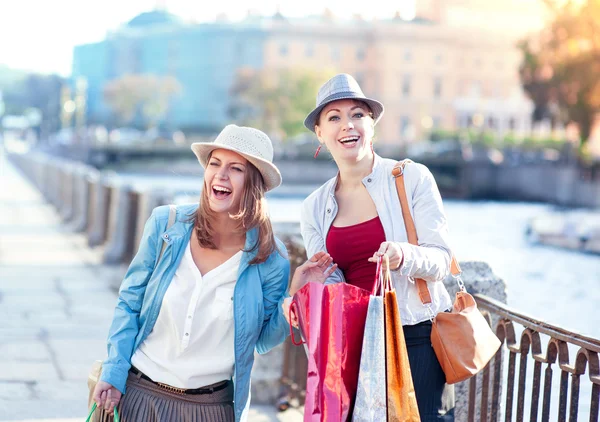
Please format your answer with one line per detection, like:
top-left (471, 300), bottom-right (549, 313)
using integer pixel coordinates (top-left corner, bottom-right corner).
top-left (130, 366), bottom-right (230, 395)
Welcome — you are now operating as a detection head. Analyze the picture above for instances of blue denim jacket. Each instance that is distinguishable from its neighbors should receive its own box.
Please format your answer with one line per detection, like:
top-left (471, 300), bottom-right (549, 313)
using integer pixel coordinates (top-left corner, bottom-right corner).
top-left (100, 203), bottom-right (290, 422)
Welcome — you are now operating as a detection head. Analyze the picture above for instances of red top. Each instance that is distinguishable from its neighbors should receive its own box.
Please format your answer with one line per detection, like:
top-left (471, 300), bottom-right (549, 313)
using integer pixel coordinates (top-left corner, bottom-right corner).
top-left (326, 216), bottom-right (386, 293)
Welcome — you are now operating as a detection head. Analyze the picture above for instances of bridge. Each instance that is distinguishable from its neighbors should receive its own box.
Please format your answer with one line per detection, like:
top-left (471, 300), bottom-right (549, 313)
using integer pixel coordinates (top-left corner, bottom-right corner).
top-left (43, 143), bottom-right (600, 207)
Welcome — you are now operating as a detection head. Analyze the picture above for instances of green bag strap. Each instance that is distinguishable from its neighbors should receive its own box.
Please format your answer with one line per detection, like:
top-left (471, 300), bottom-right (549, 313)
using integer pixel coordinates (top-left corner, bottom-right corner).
top-left (86, 402), bottom-right (120, 422)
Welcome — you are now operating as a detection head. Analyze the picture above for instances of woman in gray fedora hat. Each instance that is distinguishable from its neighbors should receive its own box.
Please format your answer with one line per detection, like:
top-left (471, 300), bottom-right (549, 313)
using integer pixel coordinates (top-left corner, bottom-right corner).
top-left (91, 124), bottom-right (336, 422)
top-left (290, 74), bottom-right (455, 420)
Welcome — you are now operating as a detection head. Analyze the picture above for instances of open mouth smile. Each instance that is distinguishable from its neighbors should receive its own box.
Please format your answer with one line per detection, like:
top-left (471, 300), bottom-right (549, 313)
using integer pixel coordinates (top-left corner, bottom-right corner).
top-left (212, 185), bottom-right (232, 199)
top-left (338, 135), bottom-right (360, 146)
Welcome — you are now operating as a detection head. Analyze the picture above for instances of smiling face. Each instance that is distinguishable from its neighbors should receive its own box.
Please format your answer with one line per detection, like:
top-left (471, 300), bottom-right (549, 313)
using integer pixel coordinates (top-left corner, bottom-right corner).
top-left (203, 148), bottom-right (248, 215)
top-left (314, 99), bottom-right (375, 164)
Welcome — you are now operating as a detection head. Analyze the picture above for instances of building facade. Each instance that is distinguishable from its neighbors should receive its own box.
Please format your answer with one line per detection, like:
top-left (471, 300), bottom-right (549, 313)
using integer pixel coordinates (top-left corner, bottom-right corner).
top-left (72, 5), bottom-right (535, 143)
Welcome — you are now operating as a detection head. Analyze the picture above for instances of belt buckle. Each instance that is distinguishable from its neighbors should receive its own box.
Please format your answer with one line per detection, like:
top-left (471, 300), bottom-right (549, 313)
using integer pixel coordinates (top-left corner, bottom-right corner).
top-left (157, 382), bottom-right (187, 395)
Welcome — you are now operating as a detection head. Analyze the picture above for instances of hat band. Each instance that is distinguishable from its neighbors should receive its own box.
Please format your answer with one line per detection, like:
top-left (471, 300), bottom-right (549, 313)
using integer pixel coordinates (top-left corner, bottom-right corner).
top-left (317, 91), bottom-right (367, 108)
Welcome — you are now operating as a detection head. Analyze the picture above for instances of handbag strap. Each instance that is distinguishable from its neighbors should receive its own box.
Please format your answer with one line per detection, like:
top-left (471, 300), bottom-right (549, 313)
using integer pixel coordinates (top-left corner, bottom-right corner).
top-left (392, 160), bottom-right (462, 306)
top-left (157, 204), bottom-right (177, 265)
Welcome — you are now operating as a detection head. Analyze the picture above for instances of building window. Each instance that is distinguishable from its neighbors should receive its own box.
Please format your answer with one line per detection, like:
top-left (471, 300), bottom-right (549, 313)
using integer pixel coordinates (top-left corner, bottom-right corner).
top-left (331, 45), bottom-right (340, 61)
top-left (305, 43), bottom-right (314, 57)
top-left (279, 44), bottom-right (288, 56)
top-left (404, 49), bottom-right (412, 61)
top-left (402, 75), bottom-right (411, 97)
top-left (356, 48), bottom-right (365, 61)
top-left (459, 115), bottom-right (473, 128)
top-left (433, 116), bottom-right (442, 129)
top-left (433, 77), bottom-right (442, 99)
top-left (400, 116), bottom-right (411, 136)
top-left (435, 54), bottom-right (443, 64)
top-left (487, 116), bottom-right (495, 129)
top-left (471, 81), bottom-right (481, 97)
top-left (508, 117), bottom-right (516, 130)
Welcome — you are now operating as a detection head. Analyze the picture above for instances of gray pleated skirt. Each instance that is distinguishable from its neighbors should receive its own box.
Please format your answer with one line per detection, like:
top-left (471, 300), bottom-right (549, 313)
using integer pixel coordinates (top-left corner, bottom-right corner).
top-left (91, 371), bottom-right (235, 422)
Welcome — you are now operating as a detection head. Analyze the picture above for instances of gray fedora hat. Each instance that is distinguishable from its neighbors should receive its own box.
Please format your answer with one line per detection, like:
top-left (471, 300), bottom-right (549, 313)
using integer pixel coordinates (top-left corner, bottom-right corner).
top-left (304, 73), bottom-right (384, 132)
top-left (191, 124), bottom-right (282, 191)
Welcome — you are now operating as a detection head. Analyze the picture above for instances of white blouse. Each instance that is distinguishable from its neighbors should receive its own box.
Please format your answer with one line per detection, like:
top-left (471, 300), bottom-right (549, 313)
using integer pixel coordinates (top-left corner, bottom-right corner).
top-left (131, 241), bottom-right (241, 388)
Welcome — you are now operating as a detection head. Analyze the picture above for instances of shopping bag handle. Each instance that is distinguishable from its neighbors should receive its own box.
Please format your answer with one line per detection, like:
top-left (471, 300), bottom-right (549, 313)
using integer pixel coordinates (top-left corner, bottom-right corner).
top-left (289, 300), bottom-right (305, 346)
top-left (372, 256), bottom-right (386, 296)
top-left (86, 402), bottom-right (120, 422)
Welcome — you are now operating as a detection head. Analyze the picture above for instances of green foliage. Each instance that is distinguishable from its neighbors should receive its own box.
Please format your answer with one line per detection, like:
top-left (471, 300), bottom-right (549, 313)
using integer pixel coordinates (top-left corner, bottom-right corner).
top-left (502, 133), bottom-right (519, 146)
top-left (429, 129), bottom-right (460, 142)
top-left (0, 69), bottom-right (65, 133)
top-left (103, 74), bottom-right (181, 127)
top-left (228, 67), bottom-right (336, 141)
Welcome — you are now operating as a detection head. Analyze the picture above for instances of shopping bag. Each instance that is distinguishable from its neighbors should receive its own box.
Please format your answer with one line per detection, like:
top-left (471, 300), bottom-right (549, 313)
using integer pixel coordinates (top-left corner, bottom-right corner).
top-left (383, 257), bottom-right (421, 422)
top-left (290, 281), bottom-right (370, 421)
top-left (352, 257), bottom-right (387, 422)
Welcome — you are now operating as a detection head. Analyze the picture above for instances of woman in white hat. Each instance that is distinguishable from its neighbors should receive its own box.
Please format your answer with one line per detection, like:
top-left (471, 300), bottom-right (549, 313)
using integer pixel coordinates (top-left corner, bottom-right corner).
top-left (292, 74), bottom-right (455, 420)
top-left (91, 124), bottom-right (335, 422)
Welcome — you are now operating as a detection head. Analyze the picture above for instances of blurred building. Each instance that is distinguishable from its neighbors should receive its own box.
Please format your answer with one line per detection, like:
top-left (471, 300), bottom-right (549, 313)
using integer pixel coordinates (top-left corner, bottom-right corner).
top-left (72, 10), bottom-right (270, 133)
top-left (72, 2), bottom-right (539, 143)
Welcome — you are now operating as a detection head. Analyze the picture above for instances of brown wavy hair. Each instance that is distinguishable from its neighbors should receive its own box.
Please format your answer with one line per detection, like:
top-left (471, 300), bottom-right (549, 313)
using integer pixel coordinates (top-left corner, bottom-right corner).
top-left (193, 152), bottom-right (277, 265)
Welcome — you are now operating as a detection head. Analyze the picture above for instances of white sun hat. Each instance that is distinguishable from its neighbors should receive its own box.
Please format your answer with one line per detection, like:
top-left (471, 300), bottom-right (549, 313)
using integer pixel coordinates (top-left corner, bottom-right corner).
top-left (191, 124), bottom-right (282, 191)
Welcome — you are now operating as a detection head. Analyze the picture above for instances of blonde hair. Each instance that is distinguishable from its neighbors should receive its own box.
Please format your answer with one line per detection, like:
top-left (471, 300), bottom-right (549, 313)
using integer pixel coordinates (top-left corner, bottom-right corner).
top-left (193, 152), bottom-right (277, 265)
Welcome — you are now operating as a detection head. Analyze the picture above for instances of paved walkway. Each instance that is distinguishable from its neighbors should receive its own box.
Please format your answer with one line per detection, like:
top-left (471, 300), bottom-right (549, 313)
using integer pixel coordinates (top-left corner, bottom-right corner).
top-left (0, 148), bottom-right (302, 421)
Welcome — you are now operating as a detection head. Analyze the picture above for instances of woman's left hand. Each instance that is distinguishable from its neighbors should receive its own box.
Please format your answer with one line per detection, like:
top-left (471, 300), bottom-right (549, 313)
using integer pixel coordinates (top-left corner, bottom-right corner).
top-left (368, 241), bottom-right (404, 271)
top-left (289, 251), bottom-right (338, 296)
top-left (282, 297), bottom-right (298, 328)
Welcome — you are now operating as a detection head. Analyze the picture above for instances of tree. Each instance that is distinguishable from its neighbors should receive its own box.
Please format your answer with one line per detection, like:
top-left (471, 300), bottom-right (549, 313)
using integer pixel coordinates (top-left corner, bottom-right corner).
top-left (0, 71), bottom-right (65, 136)
top-left (103, 74), bottom-right (181, 127)
top-left (229, 67), bottom-right (335, 140)
top-left (519, 0), bottom-right (600, 143)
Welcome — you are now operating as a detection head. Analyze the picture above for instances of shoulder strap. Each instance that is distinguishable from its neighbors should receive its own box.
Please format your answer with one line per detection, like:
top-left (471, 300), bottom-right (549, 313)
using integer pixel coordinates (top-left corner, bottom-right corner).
top-left (392, 161), bottom-right (462, 305)
top-left (157, 204), bottom-right (177, 264)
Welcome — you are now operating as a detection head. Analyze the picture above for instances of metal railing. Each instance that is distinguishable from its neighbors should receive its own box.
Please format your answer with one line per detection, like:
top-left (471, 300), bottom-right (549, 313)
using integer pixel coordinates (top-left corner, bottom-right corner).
top-left (473, 294), bottom-right (600, 422)
top-left (279, 294), bottom-right (600, 421)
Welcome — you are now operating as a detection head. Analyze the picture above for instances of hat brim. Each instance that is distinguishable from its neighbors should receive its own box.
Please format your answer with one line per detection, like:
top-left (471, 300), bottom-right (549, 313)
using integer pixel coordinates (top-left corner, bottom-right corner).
top-left (190, 143), bottom-right (282, 192)
top-left (304, 92), bottom-right (384, 132)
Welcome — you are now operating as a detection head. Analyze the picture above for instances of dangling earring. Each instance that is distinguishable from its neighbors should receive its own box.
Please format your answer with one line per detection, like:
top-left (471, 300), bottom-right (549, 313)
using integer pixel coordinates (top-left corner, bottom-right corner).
top-left (314, 145), bottom-right (322, 159)
top-left (370, 142), bottom-right (374, 154)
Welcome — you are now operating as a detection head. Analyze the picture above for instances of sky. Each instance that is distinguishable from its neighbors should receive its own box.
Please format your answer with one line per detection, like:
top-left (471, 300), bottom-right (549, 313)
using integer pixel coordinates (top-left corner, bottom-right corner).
top-left (0, 0), bottom-right (416, 76)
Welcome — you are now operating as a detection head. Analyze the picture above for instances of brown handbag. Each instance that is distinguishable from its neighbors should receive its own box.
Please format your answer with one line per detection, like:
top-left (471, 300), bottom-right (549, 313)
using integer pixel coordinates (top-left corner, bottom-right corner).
top-left (392, 160), bottom-right (501, 385)
top-left (382, 257), bottom-right (421, 422)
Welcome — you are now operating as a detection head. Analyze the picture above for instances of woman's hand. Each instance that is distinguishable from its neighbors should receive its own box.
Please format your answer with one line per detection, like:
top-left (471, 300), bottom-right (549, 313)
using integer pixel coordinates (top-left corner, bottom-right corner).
top-left (289, 251), bottom-right (337, 296)
top-left (282, 297), bottom-right (298, 328)
top-left (93, 380), bottom-right (122, 415)
top-left (368, 241), bottom-right (404, 271)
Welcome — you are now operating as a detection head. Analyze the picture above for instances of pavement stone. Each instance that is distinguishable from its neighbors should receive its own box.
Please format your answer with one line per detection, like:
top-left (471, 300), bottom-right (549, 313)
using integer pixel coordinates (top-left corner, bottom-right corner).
top-left (0, 149), bottom-right (304, 422)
